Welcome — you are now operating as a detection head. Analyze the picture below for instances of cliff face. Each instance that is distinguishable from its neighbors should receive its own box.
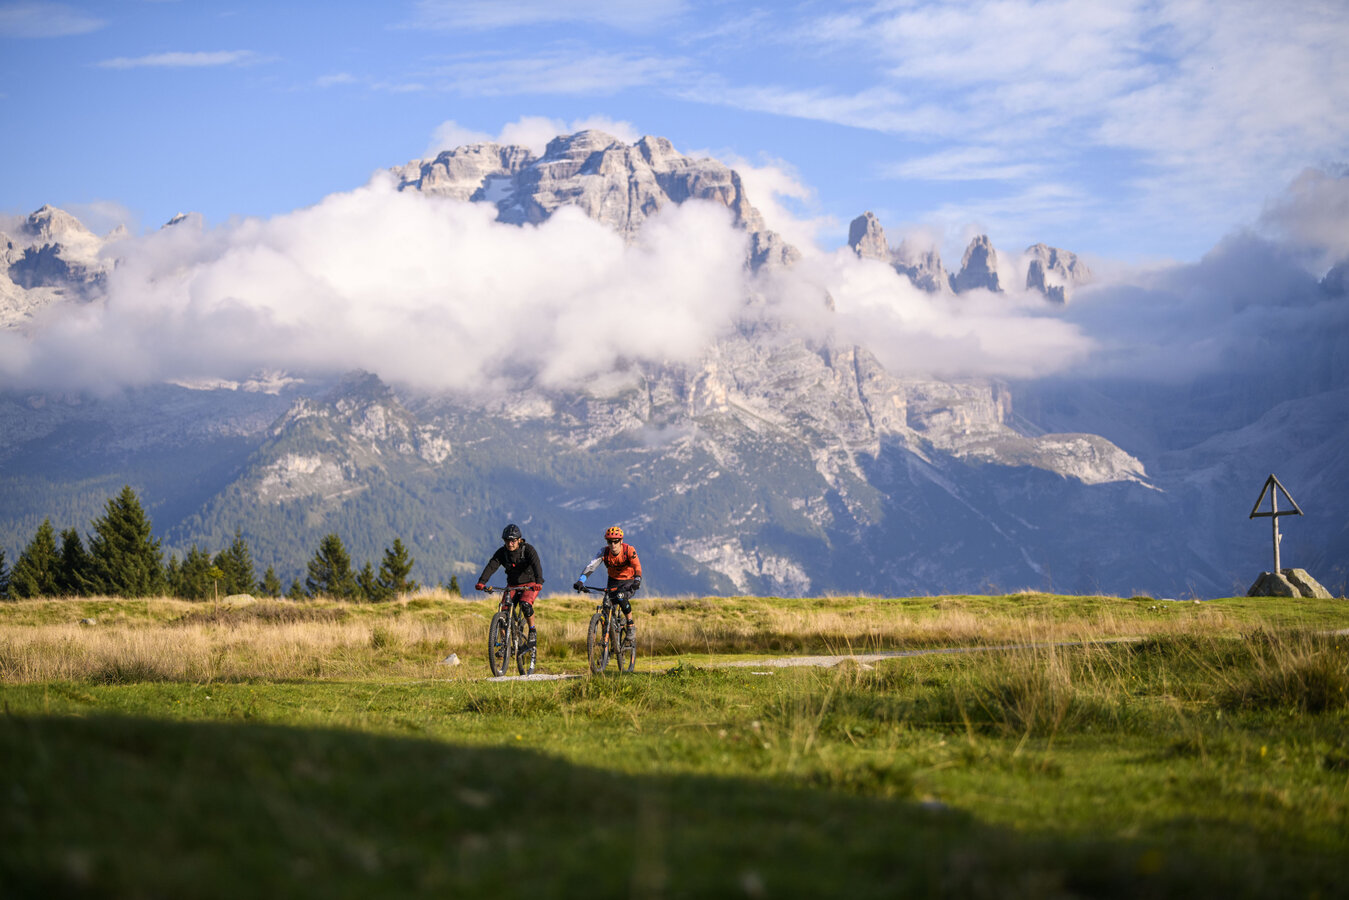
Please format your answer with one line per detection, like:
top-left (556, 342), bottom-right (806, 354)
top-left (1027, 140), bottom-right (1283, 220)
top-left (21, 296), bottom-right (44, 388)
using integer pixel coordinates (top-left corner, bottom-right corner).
top-left (394, 130), bottom-right (799, 269)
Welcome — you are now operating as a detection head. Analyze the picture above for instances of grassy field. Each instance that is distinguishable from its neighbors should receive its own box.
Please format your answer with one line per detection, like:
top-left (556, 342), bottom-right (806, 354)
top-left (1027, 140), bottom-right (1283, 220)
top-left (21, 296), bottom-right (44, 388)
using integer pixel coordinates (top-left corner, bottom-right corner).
top-left (2, 591), bottom-right (1347, 898)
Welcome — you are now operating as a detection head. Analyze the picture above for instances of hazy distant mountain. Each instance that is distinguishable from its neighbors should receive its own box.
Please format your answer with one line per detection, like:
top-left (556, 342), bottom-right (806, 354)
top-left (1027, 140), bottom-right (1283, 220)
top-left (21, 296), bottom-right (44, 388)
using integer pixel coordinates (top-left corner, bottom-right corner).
top-left (847, 212), bottom-right (1093, 302)
top-left (1, 133), bottom-right (1344, 597)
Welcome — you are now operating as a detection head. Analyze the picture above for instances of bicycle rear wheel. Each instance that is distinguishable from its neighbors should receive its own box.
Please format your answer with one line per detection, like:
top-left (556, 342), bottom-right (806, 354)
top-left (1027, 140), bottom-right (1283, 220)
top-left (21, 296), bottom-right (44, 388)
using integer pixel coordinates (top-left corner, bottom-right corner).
top-left (586, 611), bottom-right (609, 675)
top-left (514, 609), bottom-right (536, 676)
top-left (487, 611), bottom-right (509, 677)
top-left (614, 619), bottom-right (635, 674)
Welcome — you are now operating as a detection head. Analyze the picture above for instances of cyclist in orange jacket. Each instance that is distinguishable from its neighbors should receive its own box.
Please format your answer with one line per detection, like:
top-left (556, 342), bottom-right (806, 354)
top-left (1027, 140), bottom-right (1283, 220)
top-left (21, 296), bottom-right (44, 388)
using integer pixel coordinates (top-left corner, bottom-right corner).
top-left (573, 525), bottom-right (642, 640)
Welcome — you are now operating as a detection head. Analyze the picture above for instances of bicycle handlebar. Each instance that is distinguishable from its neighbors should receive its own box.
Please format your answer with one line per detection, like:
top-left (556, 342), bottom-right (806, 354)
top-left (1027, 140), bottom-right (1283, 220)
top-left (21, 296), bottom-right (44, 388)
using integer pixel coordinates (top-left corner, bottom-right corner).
top-left (478, 583), bottom-right (540, 594)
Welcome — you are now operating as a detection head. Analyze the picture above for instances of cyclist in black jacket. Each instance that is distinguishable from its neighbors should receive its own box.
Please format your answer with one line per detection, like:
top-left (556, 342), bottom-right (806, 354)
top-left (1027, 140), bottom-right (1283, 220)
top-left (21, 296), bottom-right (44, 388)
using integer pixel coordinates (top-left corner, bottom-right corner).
top-left (476, 523), bottom-right (545, 647)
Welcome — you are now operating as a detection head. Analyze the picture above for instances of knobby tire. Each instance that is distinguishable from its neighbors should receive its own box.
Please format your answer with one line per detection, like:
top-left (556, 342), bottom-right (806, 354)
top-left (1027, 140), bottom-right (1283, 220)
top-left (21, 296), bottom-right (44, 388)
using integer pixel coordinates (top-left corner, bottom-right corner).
top-left (488, 611), bottom-right (510, 677)
top-left (587, 610), bottom-right (609, 675)
top-left (513, 608), bottom-right (536, 676)
top-left (614, 619), bottom-right (636, 674)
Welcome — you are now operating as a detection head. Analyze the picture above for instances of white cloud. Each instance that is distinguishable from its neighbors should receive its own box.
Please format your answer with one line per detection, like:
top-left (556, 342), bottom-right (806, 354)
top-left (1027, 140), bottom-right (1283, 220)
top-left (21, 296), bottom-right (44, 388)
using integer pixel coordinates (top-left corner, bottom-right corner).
top-left (1258, 167), bottom-right (1349, 273)
top-left (884, 147), bottom-right (1045, 182)
top-left (0, 176), bottom-right (751, 394)
top-left (691, 0), bottom-right (1349, 257)
top-left (9, 158), bottom-right (1341, 397)
top-left (758, 251), bottom-right (1094, 380)
top-left (0, 174), bottom-right (1099, 394)
top-left (315, 72), bottom-right (358, 88)
top-left (96, 50), bottom-right (265, 69)
top-left (0, 1), bottom-right (103, 37)
top-left (428, 50), bottom-right (684, 97)
top-left (718, 153), bottom-right (834, 255)
top-left (408, 0), bottom-right (688, 32)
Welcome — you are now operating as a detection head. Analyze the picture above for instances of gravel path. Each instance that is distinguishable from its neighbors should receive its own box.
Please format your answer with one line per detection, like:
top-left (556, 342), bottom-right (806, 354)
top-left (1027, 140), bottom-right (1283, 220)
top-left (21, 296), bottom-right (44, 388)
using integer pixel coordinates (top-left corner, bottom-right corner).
top-left (716, 638), bottom-right (1143, 669)
top-left (480, 637), bottom-right (1149, 680)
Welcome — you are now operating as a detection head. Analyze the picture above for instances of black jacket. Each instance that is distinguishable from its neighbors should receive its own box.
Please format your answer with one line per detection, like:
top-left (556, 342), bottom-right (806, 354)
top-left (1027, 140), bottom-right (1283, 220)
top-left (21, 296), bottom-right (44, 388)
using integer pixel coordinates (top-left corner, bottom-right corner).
top-left (478, 541), bottom-right (544, 587)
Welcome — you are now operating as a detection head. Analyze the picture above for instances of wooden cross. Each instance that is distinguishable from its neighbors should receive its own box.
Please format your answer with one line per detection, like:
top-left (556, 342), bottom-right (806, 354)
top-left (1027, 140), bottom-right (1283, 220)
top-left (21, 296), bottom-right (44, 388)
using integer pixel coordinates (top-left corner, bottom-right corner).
top-left (1249, 473), bottom-right (1303, 573)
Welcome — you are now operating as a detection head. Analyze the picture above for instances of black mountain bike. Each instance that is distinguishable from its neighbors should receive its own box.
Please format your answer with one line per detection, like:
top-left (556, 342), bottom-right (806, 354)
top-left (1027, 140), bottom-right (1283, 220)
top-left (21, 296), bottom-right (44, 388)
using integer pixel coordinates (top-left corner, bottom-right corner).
top-left (480, 584), bottom-right (538, 677)
top-left (577, 584), bottom-right (635, 675)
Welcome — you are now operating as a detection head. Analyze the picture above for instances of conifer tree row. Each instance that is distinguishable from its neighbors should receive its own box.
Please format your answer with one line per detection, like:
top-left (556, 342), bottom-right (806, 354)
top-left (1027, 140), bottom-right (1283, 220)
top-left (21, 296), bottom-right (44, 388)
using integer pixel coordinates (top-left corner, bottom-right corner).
top-left (3, 487), bottom-right (423, 602)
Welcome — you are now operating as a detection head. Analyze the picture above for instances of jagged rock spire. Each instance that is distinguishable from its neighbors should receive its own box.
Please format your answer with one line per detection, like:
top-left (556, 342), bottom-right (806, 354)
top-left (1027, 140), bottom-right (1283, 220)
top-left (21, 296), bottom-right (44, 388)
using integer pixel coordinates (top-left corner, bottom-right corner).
top-left (952, 235), bottom-right (1002, 293)
top-left (848, 212), bottom-right (890, 261)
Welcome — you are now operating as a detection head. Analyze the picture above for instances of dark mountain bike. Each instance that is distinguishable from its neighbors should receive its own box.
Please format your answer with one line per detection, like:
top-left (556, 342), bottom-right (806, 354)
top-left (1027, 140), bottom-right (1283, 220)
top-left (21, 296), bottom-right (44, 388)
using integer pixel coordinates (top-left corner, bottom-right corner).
top-left (577, 584), bottom-right (635, 675)
top-left (480, 583), bottom-right (538, 677)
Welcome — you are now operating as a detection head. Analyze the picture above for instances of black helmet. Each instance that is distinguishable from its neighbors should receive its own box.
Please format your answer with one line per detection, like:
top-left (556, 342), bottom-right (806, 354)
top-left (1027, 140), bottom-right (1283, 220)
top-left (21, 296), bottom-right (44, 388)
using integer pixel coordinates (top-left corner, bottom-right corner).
top-left (502, 523), bottom-right (522, 542)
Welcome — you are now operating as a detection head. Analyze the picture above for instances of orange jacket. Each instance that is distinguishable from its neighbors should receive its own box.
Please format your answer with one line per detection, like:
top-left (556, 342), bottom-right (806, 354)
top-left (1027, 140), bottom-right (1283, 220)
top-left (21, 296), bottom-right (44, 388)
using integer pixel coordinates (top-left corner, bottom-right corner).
top-left (580, 542), bottom-right (641, 582)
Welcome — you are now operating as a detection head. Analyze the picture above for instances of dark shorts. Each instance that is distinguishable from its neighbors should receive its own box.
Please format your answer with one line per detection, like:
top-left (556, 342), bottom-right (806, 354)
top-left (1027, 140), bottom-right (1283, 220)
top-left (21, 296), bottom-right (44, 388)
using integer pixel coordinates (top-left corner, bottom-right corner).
top-left (606, 578), bottom-right (640, 615)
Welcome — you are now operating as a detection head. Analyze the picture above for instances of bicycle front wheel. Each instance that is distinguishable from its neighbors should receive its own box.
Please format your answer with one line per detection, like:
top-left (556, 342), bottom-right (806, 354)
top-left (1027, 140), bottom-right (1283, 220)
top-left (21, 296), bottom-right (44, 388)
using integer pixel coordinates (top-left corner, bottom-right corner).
top-left (586, 611), bottom-right (609, 675)
top-left (487, 611), bottom-right (510, 677)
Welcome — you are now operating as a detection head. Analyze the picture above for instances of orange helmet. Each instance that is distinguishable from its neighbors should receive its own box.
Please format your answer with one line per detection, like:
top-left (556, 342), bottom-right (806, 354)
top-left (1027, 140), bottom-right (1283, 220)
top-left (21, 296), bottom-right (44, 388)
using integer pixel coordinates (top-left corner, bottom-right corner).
top-left (604, 525), bottom-right (624, 541)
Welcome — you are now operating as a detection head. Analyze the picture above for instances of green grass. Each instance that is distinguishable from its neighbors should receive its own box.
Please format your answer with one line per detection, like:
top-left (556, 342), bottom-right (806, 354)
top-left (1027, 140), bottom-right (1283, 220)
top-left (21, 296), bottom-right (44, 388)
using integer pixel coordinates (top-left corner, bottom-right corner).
top-left (2, 593), bottom-right (1348, 897)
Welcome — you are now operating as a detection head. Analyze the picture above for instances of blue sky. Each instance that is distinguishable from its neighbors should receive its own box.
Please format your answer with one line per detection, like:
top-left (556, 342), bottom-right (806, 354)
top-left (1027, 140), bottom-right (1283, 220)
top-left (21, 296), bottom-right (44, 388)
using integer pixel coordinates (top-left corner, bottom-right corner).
top-left (1, 0), bottom-right (1346, 265)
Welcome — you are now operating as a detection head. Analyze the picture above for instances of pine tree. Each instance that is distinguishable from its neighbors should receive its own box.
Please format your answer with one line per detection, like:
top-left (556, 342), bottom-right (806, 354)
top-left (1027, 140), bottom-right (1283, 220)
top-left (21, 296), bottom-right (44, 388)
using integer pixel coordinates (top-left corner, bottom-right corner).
top-left (447, 574), bottom-right (461, 596)
top-left (357, 561), bottom-right (389, 602)
top-left (286, 578), bottom-right (306, 601)
top-left (261, 566), bottom-right (282, 598)
top-left (170, 545), bottom-right (214, 601)
top-left (0, 547), bottom-right (10, 600)
top-left (57, 528), bottom-right (95, 596)
top-left (212, 530), bottom-right (256, 596)
top-left (305, 533), bottom-right (357, 599)
top-left (165, 555), bottom-right (181, 596)
top-left (10, 519), bottom-right (61, 598)
top-left (87, 486), bottom-right (165, 598)
top-left (377, 538), bottom-right (417, 598)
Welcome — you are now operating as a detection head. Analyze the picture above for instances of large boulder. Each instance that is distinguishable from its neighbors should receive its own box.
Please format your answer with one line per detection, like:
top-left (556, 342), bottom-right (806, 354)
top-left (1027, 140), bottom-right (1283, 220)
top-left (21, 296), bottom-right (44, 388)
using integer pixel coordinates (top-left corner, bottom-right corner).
top-left (1283, 568), bottom-right (1334, 599)
top-left (1247, 568), bottom-right (1334, 598)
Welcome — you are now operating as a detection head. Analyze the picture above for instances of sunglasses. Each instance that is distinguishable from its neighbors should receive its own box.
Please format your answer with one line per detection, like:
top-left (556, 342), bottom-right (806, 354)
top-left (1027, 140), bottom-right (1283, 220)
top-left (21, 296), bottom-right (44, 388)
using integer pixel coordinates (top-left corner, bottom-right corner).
top-left (607, 538), bottom-right (621, 544)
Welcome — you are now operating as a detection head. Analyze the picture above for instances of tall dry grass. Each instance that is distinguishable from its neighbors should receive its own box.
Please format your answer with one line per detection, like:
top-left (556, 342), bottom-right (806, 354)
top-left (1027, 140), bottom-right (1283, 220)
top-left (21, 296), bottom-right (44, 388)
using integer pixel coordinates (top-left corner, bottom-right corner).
top-left (640, 598), bottom-right (1237, 655)
top-left (0, 592), bottom-right (1259, 685)
top-left (0, 604), bottom-right (485, 684)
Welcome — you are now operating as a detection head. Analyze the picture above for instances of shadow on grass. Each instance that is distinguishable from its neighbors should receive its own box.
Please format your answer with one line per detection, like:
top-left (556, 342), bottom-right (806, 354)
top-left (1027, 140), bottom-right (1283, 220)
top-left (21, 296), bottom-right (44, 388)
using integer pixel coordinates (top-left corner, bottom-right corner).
top-left (0, 713), bottom-right (1330, 899)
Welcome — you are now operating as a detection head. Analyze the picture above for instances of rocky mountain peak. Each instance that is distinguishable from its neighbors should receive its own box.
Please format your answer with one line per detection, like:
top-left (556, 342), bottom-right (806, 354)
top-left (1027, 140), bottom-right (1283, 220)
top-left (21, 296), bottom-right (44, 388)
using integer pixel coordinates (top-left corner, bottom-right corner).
top-left (392, 141), bottom-right (536, 203)
top-left (1024, 243), bottom-right (1091, 303)
top-left (24, 204), bottom-right (94, 243)
top-left (848, 212), bottom-right (890, 261)
top-left (894, 240), bottom-right (952, 295)
top-left (2, 205), bottom-right (110, 309)
top-left (395, 130), bottom-right (799, 270)
top-left (952, 234), bottom-right (1002, 293)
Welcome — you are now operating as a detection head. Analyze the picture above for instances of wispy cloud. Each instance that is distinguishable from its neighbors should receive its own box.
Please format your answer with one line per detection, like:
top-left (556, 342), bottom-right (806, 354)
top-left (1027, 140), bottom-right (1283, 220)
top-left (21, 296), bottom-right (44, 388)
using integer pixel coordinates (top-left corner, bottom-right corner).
top-left (678, 79), bottom-right (951, 136)
top-left (690, 0), bottom-right (1349, 253)
top-left (884, 148), bottom-right (1046, 182)
top-left (426, 50), bottom-right (685, 96)
top-left (96, 50), bottom-right (266, 70)
top-left (314, 72), bottom-right (358, 89)
top-left (0, 1), bottom-right (104, 37)
top-left (407, 0), bottom-right (688, 32)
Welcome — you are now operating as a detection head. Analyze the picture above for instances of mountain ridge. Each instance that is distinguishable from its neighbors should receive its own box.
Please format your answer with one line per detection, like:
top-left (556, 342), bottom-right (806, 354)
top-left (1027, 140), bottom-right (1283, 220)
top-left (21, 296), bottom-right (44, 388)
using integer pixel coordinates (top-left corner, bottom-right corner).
top-left (1, 131), bottom-right (1344, 597)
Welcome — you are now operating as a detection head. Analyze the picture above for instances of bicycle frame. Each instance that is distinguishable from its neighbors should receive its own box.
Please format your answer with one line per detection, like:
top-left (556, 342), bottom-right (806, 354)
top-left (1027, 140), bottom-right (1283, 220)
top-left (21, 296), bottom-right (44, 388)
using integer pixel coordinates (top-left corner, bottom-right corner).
top-left (481, 583), bottom-right (538, 676)
top-left (577, 584), bottom-right (634, 675)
